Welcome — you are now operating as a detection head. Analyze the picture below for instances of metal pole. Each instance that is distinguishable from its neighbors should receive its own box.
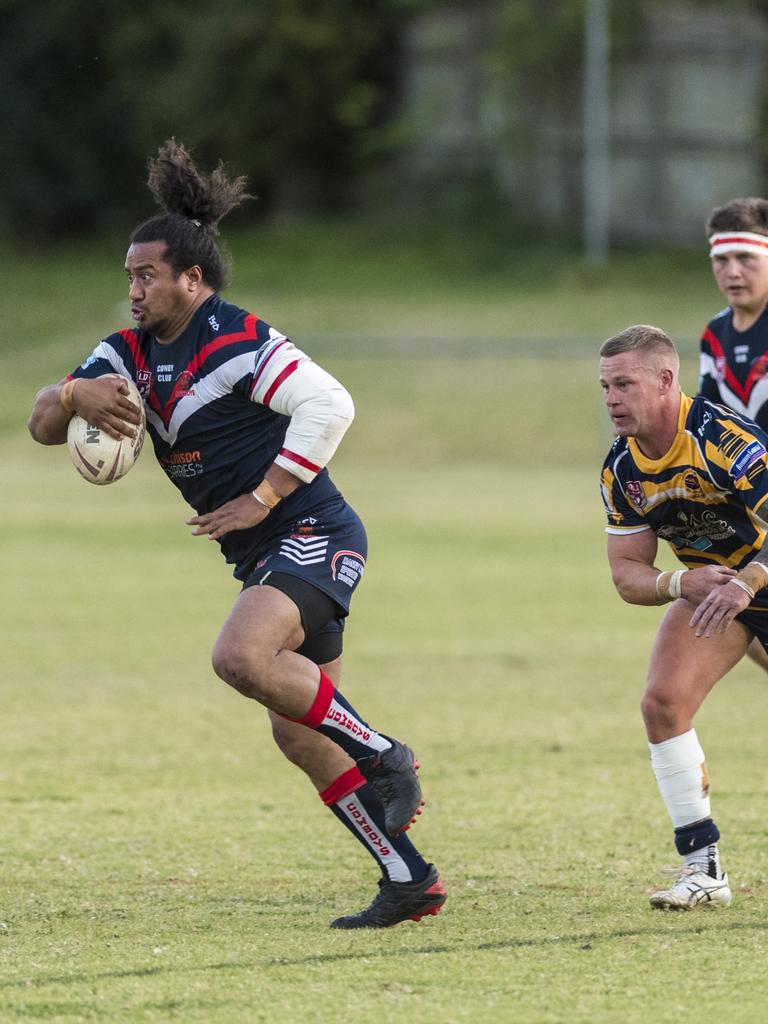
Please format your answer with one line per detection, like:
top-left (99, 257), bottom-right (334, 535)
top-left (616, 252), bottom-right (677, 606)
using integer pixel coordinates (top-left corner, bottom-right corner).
top-left (583, 0), bottom-right (610, 268)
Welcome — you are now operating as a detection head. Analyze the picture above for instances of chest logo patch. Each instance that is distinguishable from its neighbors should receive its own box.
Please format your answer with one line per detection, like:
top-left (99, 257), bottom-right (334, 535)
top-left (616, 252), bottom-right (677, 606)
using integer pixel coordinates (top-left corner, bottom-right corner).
top-left (626, 480), bottom-right (647, 510)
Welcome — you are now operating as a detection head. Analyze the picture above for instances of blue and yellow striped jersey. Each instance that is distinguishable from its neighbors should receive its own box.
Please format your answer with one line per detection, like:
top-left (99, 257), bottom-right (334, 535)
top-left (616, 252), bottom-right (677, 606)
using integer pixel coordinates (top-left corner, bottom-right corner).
top-left (600, 393), bottom-right (768, 569)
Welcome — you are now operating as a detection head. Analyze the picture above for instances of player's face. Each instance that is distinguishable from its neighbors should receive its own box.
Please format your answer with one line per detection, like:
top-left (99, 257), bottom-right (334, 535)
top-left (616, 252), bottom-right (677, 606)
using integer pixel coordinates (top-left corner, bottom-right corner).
top-left (599, 352), bottom-right (668, 439)
top-left (711, 250), bottom-right (768, 313)
top-left (125, 241), bottom-right (196, 338)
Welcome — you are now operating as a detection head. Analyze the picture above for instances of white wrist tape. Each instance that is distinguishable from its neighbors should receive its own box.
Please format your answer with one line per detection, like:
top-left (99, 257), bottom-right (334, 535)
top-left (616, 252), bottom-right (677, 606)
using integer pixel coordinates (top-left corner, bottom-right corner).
top-left (656, 569), bottom-right (686, 601)
top-left (729, 578), bottom-right (755, 599)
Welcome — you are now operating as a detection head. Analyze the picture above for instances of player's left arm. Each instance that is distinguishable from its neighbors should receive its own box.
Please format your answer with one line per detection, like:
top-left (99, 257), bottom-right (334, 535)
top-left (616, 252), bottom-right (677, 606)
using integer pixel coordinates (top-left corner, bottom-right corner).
top-left (188, 349), bottom-right (353, 540)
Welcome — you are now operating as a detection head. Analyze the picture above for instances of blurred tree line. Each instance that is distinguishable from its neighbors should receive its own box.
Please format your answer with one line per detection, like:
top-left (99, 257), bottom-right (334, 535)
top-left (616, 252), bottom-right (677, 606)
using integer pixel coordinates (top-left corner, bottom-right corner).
top-left (1, 0), bottom-right (415, 238)
top-left (5, 0), bottom-right (768, 240)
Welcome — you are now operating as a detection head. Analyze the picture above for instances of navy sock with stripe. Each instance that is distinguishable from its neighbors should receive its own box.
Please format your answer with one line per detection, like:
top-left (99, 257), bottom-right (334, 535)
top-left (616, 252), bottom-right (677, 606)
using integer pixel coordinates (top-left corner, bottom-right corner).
top-left (319, 767), bottom-right (429, 883)
top-left (284, 670), bottom-right (393, 761)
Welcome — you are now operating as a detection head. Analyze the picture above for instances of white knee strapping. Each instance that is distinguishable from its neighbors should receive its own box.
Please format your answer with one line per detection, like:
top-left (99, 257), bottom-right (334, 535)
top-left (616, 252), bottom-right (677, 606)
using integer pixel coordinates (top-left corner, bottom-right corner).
top-left (649, 728), bottom-right (711, 829)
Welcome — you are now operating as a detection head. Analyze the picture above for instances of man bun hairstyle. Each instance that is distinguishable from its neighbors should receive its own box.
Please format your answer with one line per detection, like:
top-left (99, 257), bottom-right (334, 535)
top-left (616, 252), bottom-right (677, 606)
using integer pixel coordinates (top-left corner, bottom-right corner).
top-left (706, 197), bottom-right (768, 238)
top-left (600, 324), bottom-right (679, 368)
top-left (130, 138), bottom-right (253, 291)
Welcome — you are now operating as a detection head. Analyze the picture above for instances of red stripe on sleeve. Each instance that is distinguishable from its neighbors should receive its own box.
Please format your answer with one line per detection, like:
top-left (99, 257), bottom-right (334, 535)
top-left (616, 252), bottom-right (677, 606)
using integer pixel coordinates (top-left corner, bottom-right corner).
top-left (249, 339), bottom-right (291, 398)
top-left (278, 447), bottom-right (322, 474)
top-left (262, 359), bottom-right (300, 407)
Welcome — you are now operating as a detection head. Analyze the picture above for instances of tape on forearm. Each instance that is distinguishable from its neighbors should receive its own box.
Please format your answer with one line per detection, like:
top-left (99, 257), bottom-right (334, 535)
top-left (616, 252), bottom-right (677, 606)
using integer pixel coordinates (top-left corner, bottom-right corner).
top-left (60, 379), bottom-right (79, 414)
top-left (734, 560), bottom-right (768, 596)
top-left (655, 569), bottom-right (686, 602)
top-left (252, 479), bottom-right (282, 510)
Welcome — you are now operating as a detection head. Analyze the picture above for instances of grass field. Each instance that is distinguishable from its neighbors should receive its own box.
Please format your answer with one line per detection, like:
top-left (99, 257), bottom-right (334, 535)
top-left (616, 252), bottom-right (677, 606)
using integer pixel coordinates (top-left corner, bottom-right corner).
top-left (3, 228), bottom-right (768, 1022)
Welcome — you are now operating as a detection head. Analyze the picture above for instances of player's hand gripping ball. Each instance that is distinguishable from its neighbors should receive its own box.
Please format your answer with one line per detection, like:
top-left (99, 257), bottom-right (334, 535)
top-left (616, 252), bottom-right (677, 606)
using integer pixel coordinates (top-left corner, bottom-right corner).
top-left (66, 377), bottom-right (147, 484)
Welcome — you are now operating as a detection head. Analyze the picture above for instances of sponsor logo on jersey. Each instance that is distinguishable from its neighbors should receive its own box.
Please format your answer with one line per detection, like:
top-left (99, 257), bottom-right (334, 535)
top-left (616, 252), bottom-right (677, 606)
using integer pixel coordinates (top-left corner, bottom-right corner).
top-left (684, 471), bottom-right (701, 491)
top-left (208, 314), bottom-right (220, 331)
top-left (698, 410), bottom-right (713, 436)
top-left (80, 354), bottom-right (98, 370)
top-left (157, 362), bottom-right (174, 383)
top-left (331, 550), bottom-right (366, 587)
top-left (626, 480), bottom-right (647, 510)
top-left (159, 449), bottom-right (203, 480)
top-left (730, 440), bottom-right (767, 480)
top-left (657, 509), bottom-right (735, 548)
top-left (136, 369), bottom-right (153, 398)
top-left (170, 369), bottom-right (196, 401)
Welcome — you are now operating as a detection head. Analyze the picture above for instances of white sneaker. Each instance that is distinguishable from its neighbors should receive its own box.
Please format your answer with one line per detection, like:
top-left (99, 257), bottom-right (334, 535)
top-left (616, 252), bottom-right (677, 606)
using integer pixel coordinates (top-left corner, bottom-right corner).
top-left (649, 868), bottom-right (732, 910)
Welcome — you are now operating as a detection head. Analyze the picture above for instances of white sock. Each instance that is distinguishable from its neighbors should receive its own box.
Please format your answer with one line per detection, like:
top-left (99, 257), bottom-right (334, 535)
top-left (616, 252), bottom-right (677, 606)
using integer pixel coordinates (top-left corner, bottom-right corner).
top-left (683, 843), bottom-right (722, 879)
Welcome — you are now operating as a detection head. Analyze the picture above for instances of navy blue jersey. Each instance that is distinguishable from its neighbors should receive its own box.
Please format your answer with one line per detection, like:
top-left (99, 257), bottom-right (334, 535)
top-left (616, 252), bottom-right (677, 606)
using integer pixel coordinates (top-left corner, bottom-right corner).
top-left (698, 306), bottom-right (768, 430)
top-left (68, 295), bottom-right (343, 575)
top-left (600, 393), bottom-right (768, 570)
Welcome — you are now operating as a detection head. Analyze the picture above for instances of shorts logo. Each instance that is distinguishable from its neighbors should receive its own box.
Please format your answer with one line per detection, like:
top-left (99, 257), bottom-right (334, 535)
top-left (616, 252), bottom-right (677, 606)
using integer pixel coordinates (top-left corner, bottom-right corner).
top-left (331, 551), bottom-right (366, 588)
top-left (731, 440), bottom-right (766, 480)
top-left (279, 534), bottom-right (329, 566)
top-left (626, 480), bottom-right (647, 510)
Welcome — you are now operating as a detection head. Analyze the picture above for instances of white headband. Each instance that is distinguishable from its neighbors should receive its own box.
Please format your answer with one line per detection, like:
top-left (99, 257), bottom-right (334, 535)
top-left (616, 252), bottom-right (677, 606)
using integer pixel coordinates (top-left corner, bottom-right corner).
top-left (709, 231), bottom-right (768, 257)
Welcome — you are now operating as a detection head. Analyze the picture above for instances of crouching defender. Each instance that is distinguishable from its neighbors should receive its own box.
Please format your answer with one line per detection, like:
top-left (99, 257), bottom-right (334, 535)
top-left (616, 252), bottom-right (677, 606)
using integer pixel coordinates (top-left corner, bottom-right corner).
top-left (28, 139), bottom-right (446, 929)
top-left (599, 324), bottom-right (768, 909)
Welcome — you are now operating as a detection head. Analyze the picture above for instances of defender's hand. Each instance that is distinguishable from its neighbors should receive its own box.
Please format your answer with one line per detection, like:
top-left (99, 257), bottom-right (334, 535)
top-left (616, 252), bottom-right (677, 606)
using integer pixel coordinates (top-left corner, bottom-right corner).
top-left (689, 580), bottom-right (752, 638)
top-left (187, 493), bottom-right (270, 541)
top-left (72, 377), bottom-right (142, 440)
top-left (680, 565), bottom-right (736, 606)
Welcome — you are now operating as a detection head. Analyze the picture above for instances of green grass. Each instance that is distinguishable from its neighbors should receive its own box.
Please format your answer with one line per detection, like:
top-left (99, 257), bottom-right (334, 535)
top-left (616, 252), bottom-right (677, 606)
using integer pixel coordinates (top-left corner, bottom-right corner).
top-left (3, 229), bottom-right (767, 1022)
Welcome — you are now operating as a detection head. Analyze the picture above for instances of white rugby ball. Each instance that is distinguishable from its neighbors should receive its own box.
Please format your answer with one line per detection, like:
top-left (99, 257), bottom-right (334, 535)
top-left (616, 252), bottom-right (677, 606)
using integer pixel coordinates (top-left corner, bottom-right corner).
top-left (66, 377), bottom-right (147, 485)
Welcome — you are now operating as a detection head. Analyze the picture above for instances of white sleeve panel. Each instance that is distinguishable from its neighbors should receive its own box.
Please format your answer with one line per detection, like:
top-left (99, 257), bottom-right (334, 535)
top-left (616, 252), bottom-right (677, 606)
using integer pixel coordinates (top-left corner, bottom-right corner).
top-left (250, 341), bottom-right (354, 482)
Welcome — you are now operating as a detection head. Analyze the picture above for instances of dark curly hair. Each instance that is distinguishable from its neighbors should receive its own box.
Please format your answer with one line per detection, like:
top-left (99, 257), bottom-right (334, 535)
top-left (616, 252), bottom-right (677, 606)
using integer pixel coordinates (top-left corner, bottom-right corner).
top-left (706, 197), bottom-right (768, 238)
top-left (130, 139), bottom-right (253, 291)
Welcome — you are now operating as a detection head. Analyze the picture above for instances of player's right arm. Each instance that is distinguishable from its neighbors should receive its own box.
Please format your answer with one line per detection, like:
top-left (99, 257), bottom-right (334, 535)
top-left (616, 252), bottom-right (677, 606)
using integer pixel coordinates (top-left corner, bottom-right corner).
top-left (28, 376), bottom-right (142, 445)
top-left (607, 531), bottom-right (735, 606)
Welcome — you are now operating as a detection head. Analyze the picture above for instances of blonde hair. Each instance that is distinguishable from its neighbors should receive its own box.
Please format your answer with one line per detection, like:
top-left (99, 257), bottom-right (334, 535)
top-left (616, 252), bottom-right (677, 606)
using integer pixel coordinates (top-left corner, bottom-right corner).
top-left (599, 325), bottom-right (679, 371)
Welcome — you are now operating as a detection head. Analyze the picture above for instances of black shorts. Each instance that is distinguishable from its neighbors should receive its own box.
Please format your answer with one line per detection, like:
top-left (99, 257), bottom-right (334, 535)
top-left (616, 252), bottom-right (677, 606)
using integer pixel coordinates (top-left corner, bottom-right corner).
top-left (737, 593), bottom-right (768, 649)
top-left (241, 503), bottom-right (367, 665)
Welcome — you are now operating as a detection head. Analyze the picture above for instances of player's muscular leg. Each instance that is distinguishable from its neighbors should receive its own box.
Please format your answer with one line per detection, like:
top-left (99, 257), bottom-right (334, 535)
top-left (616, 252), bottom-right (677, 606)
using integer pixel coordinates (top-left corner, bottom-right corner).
top-left (269, 657), bottom-right (354, 790)
top-left (211, 586), bottom-right (324, 717)
top-left (641, 599), bottom-right (750, 742)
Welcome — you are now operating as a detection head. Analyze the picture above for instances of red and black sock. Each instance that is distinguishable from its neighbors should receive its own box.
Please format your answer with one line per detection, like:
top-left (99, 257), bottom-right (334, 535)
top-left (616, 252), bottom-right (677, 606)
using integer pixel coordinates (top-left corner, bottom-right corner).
top-left (319, 766), bottom-right (429, 883)
top-left (285, 670), bottom-right (392, 761)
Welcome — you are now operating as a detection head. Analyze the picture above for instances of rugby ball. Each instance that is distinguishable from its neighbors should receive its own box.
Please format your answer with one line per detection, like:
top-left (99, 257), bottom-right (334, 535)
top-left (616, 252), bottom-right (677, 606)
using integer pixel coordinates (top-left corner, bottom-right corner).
top-left (66, 377), bottom-right (147, 485)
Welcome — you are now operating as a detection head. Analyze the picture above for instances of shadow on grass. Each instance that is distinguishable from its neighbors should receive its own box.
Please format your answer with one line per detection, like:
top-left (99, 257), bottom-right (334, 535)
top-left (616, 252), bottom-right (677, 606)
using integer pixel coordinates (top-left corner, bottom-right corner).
top-left (3, 919), bottom-right (767, 989)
